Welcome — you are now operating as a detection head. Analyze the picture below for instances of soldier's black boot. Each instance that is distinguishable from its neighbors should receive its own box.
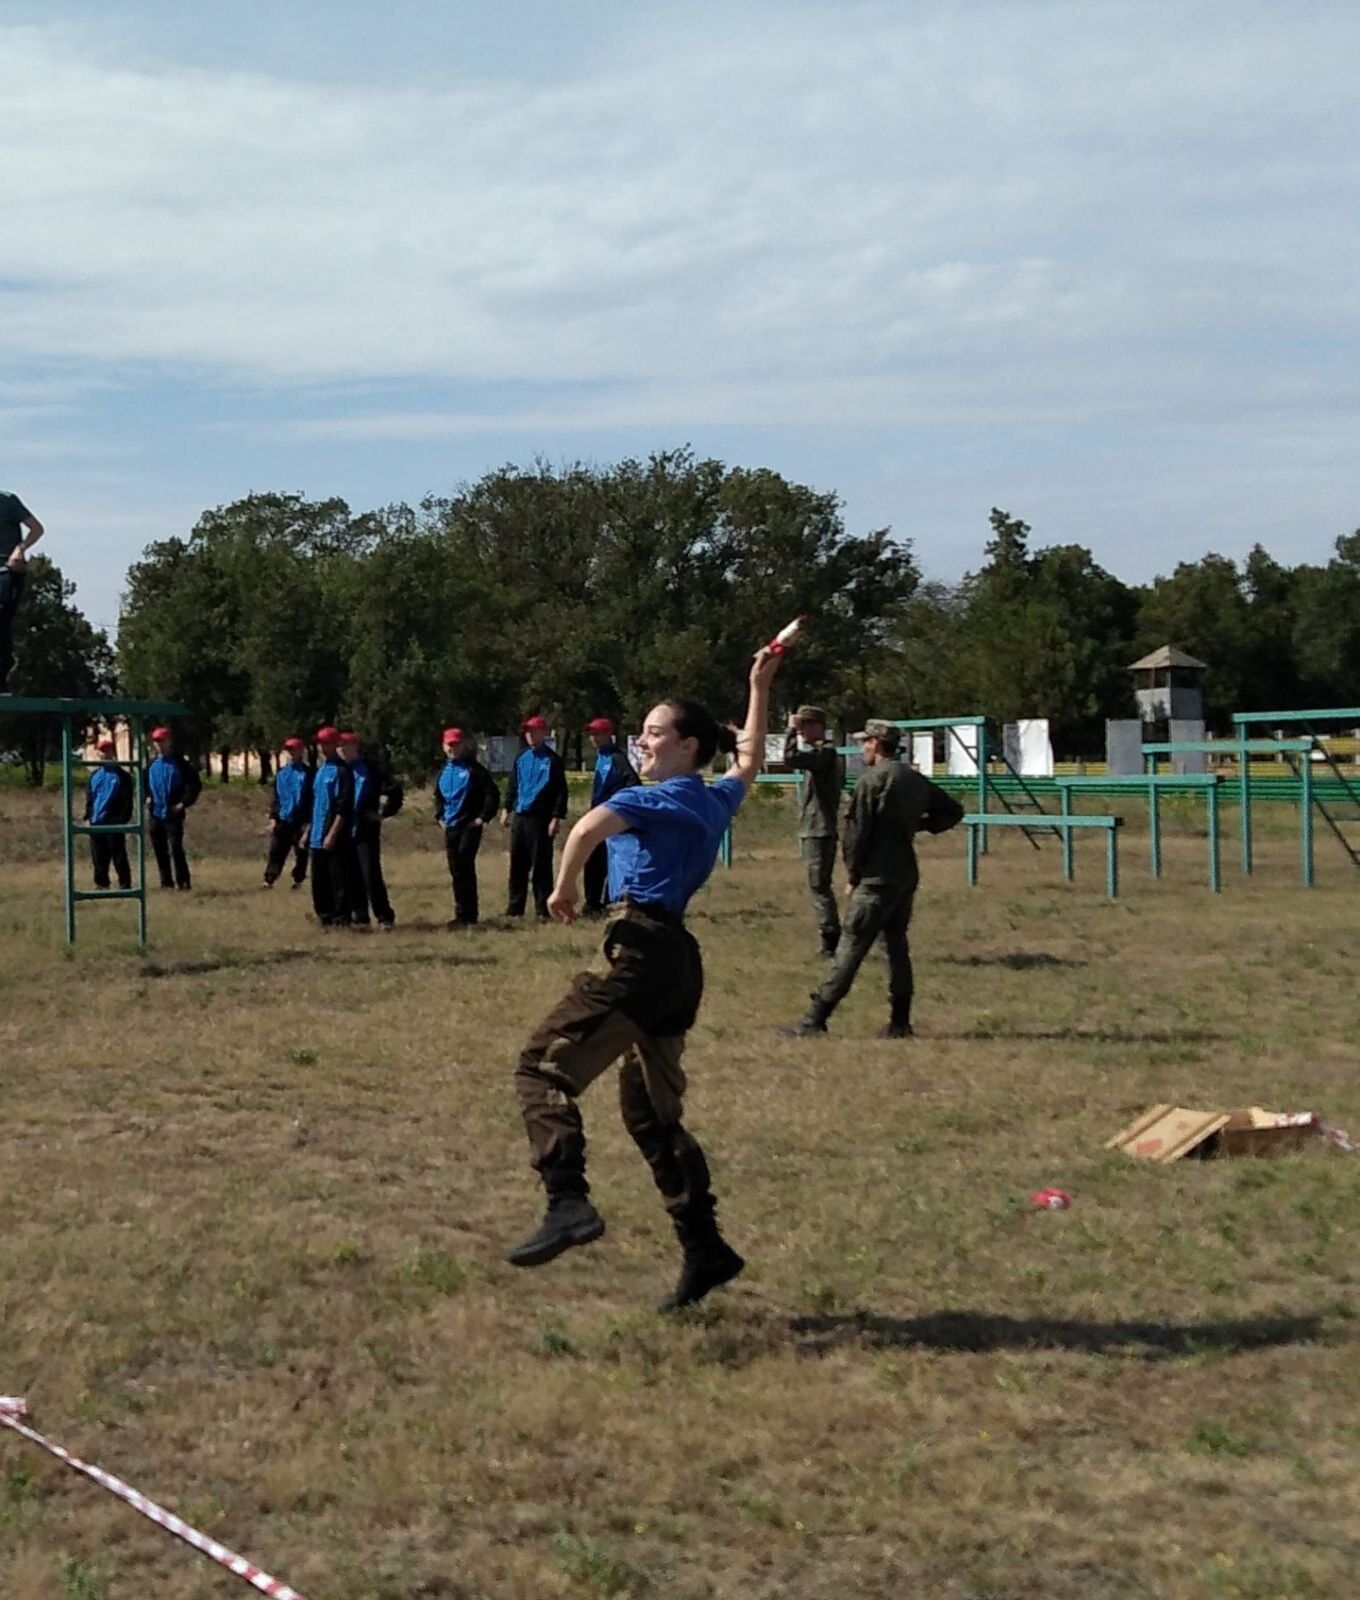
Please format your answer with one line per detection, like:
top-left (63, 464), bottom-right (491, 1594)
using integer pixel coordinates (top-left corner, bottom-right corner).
top-left (506, 1143), bottom-right (604, 1267)
top-left (778, 998), bottom-right (832, 1038)
top-left (657, 1208), bottom-right (744, 1313)
top-left (506, 1193), bottom-right (605, 1267)
top-left (876, 1006), bottom-right (914, 1040)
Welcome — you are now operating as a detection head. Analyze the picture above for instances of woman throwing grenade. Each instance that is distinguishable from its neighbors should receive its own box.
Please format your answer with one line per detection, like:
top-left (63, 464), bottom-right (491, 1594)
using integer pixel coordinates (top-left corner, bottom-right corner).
top-left (508, 646), bottom-right (783, 1311)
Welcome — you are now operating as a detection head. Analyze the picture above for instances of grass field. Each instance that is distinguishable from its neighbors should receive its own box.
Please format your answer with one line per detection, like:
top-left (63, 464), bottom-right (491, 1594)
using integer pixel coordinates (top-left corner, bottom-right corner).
top-left (1, 781), bottom-right (1358, 1600)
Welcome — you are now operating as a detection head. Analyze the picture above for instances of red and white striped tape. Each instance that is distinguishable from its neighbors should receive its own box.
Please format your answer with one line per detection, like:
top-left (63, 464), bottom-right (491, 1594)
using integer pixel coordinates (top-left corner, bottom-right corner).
top-left (0, 1397), bottom-right (309, 1600)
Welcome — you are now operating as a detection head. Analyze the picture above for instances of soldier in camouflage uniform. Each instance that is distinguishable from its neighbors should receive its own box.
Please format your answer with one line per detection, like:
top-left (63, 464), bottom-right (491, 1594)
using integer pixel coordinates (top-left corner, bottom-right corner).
top-left (781, 719), bottom-right (962, 1040)
top-left (783, 704), bottom-right (845, 958)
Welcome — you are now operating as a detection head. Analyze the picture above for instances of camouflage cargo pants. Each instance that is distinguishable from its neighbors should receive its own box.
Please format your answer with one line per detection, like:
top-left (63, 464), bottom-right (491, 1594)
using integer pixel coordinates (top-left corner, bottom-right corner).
top-left (814, 881), bottom-right (915, 1024)
top-left (801, 835), bottom-right (841, 953)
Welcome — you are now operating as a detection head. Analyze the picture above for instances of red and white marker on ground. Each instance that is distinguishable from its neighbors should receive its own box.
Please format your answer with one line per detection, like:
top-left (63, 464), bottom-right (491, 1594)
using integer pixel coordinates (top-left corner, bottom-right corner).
top-left (0, 1397), bottom-right (309, 1600)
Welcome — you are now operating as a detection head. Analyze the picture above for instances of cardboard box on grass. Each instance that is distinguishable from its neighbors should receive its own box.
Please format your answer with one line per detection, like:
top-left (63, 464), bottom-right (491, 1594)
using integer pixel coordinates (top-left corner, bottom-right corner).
top-left (1107, 1104), bottom-right (1321, 1163)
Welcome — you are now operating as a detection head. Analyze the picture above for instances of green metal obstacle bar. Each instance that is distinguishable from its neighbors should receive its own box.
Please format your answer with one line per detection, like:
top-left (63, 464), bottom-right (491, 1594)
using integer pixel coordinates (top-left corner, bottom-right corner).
top-left (1143, 739), bottom-right (1316, 886)
top-left (2, 695), bottom-right (187, 947)
top-left (962, 812), bottom-right (1124, 900)
top-left (1056, 774), bottom-right (1222, 891)
top-left (1231, 708), bottom-right (1360, 876)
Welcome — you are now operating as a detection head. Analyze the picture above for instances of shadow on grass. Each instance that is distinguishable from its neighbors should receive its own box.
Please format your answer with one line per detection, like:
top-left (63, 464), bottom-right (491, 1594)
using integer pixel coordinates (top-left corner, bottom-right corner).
top-left (939, 952), bottom-right (1088, 971)
top-left (787, 1308), bottom-right (1324, 1360)
top-left (945, 1026), bottom-right (1224, 1044)
top-left (140, 947), bottom-right (496, 977)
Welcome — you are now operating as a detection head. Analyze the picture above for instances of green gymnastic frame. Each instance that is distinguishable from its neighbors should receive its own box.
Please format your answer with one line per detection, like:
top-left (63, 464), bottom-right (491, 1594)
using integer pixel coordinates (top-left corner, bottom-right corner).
top-left (2, 695), bottom-right (187, 947)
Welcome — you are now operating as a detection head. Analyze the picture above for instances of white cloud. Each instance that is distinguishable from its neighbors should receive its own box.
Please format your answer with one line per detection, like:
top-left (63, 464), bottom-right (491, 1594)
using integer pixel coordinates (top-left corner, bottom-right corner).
top-left (3, 2), bottom-right (1356, 431)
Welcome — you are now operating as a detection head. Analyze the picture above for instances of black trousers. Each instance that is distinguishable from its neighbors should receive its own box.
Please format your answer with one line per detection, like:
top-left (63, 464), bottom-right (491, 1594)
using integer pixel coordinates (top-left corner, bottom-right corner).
top-left (583, 841), bottom-right (610, 913)
top-left (0, 566), bottom-right (24, 693)
top-left (506, 812), bottom-right (554, 918)
top-left (90, 833), bottom-right (132, 890)
top-left (264, 821), bottom-right (308, 885)
top-left (444, 825), bottom-right (483, 923)
top-left (149, 814), bottom-right (190, 889)
top-left (310, 843), bottom-right (348, 925)
top-left (347, 822), bottom-right (395, 925)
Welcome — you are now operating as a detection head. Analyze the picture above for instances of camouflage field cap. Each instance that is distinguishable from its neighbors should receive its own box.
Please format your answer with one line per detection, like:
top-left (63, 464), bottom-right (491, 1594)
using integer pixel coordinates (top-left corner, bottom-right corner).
top-left (852, 718), bottom-right (901, 749)
top-left (793, 704), bottom-right (829, 724)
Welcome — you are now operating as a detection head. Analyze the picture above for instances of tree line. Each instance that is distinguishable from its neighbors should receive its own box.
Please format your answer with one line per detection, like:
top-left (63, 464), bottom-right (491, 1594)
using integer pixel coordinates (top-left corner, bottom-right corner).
top-left (3, 449), bottom-right (1358, 783)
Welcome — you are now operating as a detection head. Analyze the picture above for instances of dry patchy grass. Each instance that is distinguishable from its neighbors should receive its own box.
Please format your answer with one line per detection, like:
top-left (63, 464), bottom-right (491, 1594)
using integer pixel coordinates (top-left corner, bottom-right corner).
top-left (1, 783), bottom-right (1358, 1599)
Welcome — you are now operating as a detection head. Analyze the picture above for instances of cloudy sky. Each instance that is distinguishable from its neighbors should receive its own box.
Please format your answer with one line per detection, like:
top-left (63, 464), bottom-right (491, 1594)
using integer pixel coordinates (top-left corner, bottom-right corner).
top-left (4, 0), bottom-right (1356, 628)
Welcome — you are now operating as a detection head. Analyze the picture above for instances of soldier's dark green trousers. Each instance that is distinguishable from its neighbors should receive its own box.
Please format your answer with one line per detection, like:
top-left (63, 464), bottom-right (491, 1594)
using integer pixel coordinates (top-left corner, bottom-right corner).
top-left (814, 881), bottom-right (915, 1024)
top-left (800, 835), bottom-right (841, 953)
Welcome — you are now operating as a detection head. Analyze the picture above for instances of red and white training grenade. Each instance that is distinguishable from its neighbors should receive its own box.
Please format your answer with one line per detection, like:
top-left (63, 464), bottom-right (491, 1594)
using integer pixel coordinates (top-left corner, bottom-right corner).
top-left (767, 615), bottom-right (809, 655)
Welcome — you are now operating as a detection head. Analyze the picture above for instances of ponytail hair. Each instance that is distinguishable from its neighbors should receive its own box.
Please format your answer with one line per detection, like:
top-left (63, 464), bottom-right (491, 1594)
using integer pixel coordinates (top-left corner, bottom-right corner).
top-left (662, 699), bottom-right (735, 768)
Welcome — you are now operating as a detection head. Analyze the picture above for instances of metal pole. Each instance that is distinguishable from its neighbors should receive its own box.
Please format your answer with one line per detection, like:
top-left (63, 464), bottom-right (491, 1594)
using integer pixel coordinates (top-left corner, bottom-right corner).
top-left (1239, 725), bottom-right (1252, 875)
top-left (1060, 788), bottom-right (1074, 881)
top-left (966, 821), bottom-right (979, 887)
top-left (134, 719), bottom-right (148, 948)
top-left (1301, 749), bottom-right (1314, 888)
top-left (61, 716), bottom-right (76, 946)
top-left (977, 723), bottom-right (988, 856)
top-left (1208, 782), bottom-right (1221, 893)
top-left (1107, 826), bottom-right (1119, 901)
top-left (1148, 779), bottom-right (1161, 879)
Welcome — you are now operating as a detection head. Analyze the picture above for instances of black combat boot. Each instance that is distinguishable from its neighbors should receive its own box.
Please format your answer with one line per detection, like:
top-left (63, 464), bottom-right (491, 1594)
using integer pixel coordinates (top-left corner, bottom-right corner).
top-left (506, 1142), bottom-right (604, 1267)
top-left (778, 998), bottom-right (832, 1038)
top-left (876, 1008), bottom-right (914, 1039)
top-left (657, 1208), bottom-right (745, 1313)
top-left (506, 1193), bottom-right (605, 1267)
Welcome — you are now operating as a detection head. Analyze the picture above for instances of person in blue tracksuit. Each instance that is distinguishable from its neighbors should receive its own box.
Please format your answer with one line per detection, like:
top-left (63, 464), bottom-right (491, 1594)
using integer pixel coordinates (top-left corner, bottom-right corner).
top-left (264, 736), bottom-right (313, 889)
top-left (84, 737), bottom-right (134, 889)
top-left (434, 727), bottom-right (501, 926)
top-left (340, 730), bottom-right (401, 928)
top-left (582, 717), bottom-right (640, 915)
top-left (500, 715), bottom-right (568, 920)
top-left (308, 726), bottom-right (354, 926)
top-left (506, 647), bottom-right (784, 1312)
top-left (145, 726), bottom-right (202, 890)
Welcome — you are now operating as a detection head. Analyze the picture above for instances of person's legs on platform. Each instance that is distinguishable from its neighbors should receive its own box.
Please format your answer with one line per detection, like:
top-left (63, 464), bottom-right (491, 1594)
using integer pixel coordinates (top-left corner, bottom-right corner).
top-left (0, 567), bottom-right (25, 694)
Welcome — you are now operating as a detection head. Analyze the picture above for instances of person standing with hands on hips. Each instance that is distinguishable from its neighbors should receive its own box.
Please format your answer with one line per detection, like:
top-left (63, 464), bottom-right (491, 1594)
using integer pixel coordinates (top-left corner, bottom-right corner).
top-left (781, 719), bottom-right (963, 1040)
top-left (0, 488), bottom-right (43, 695)
top-left (506, 647), bottom-right (783, 1313)
top-left (582, 716), bottom-right (640, 915)
top-left (146, 726), bottom-right (201, 890)
top-left (501, 715), bottom-right (567, 920)
top-left (783, 704), bottom-right (845, 959)
top-left (435, 728), bottom-right (500, 926)
top-left (308, 726), bottom-right (354, 927)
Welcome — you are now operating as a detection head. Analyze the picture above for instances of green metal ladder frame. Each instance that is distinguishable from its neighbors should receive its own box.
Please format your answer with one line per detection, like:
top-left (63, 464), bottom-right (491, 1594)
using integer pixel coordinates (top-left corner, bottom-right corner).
top-left (3, 695), bottom-right (187, 946)
top-left (1231, 708), bottom-right (1360, 877)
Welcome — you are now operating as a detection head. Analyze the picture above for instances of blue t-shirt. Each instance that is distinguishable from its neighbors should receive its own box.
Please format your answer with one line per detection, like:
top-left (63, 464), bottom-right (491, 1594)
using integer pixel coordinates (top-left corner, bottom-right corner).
top-left (604, 774), bottom-right (745, 916)
top-left (275, 762), bottom-right (310, 823)
top-left (147, 754), bottom-right (184, 820)
top-left (310, 759), bottom-right (345, 849)
top-left (513, 746), bottom-right (552, 812)
top-left (437, 759), bottom-right (471, 826)
top-left (88, 765), bottom-right (123, 824)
